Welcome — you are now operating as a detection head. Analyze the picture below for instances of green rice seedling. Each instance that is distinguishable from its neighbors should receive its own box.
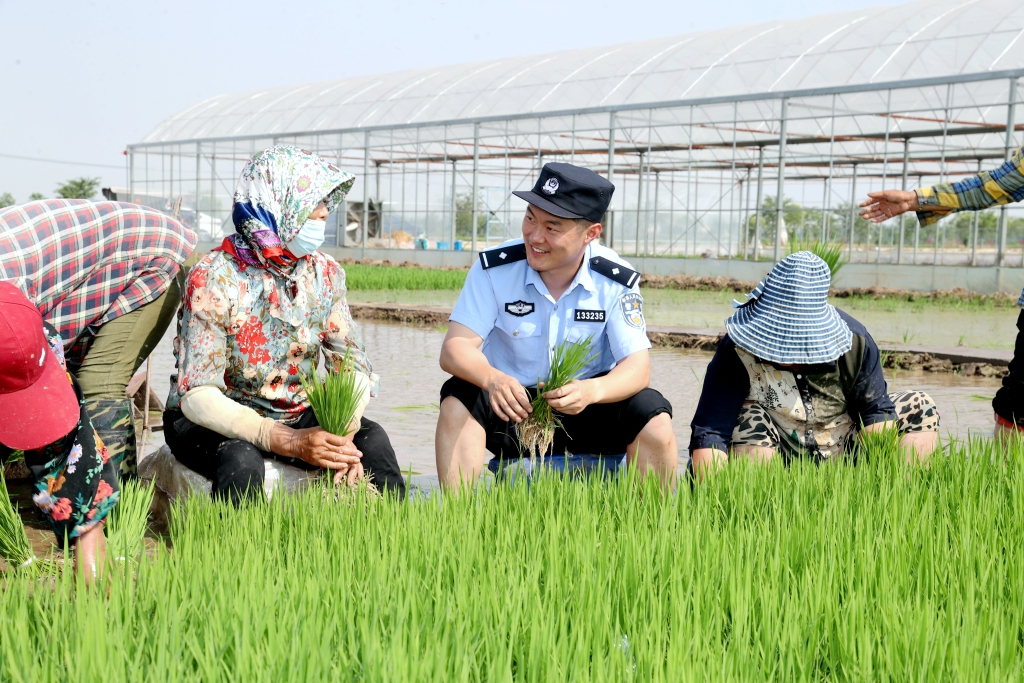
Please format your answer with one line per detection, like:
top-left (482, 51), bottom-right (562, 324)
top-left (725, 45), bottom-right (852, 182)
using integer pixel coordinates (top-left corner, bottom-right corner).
top-left (105, 478), bottom-right (155, 564)
top-left (518, 336), bottom-right (597, 459)
top-left (342, 264), bottom-right (467, 291)
top-left (5, 440), bottom-right (1024, 680)
top-left (0, 475), bottom-right (34, 571)
top-left (789, 239), bottom-right (848, 278)
top-left (301, 349), bottom-right (366, 437)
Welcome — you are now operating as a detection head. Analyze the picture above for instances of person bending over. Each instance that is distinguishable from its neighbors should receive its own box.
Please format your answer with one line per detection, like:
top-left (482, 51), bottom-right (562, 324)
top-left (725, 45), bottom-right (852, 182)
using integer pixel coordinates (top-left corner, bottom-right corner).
top-left (859, 147), bottom-right (1024, 446)
top-left (435, 162), bottom-right (677, 491)
top-left (163, 146), bottom-right (405, 504)
top-left (0, 283), bottom-right (120, 583)
top-left (690, 252), bottom-right (939, 478)
top-left (1, 199), bottom-right (197, 479)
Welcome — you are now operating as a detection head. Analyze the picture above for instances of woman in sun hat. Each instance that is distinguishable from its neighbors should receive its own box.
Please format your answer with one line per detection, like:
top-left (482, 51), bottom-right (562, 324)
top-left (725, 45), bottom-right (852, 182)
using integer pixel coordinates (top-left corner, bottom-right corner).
top-left (162, 146), bottom-right (405, 505)
top-left (688, 251), bottom-right (939, 478)
top-left (0, 282), bottom-right (119, 583)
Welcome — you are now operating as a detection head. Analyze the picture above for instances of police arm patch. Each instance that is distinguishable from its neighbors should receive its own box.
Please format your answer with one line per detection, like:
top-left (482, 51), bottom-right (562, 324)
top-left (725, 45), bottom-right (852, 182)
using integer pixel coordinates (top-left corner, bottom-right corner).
top-left (619, 292), bottom-right (644, 328)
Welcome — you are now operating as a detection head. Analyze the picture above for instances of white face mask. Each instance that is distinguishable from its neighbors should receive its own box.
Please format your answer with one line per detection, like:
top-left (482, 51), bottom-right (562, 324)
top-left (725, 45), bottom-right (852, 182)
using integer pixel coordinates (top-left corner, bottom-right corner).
top-left (287, 218), bottom-right (326, 258)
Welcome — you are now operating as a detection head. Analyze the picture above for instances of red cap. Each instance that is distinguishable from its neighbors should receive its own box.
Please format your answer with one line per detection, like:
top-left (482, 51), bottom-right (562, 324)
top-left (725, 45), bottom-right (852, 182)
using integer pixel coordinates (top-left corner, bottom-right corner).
top-left (0, 282), bottom-right (80, 450)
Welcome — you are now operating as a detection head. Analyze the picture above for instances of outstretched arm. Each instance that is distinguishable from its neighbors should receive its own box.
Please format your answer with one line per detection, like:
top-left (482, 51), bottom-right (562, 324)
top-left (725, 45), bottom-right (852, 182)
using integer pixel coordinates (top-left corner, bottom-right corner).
top-left (860, 145), bottom-right (1024, 225)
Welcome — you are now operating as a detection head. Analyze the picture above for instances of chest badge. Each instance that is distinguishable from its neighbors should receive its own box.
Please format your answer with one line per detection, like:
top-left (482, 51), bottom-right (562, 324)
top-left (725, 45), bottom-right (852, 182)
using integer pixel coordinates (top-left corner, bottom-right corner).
top-left (505, 300), bottom-right (535, 317)
top-left (574, 309), bottom-right (605, 323)
top-left (619, 292), bottom-right (645, 329)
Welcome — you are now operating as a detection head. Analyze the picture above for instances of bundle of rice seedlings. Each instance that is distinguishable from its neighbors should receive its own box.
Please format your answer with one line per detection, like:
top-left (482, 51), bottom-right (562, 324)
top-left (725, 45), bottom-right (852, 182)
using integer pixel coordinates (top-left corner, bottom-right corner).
top-left (789, 239), bottom-right (848, 278)
top-left (106, 478), bottom-right (155, 564)
top-left (0, 476), bottom-right (35, 571)
top-left (301, 349), bottom-right (366, 438)
top-left (517, 336), bottom-right (597, 460)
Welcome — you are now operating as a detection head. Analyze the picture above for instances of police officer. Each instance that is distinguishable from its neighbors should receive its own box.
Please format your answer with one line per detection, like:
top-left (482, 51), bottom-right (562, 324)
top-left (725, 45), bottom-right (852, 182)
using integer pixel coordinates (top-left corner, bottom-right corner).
top-left (435, 162), bottom-right (677, 490)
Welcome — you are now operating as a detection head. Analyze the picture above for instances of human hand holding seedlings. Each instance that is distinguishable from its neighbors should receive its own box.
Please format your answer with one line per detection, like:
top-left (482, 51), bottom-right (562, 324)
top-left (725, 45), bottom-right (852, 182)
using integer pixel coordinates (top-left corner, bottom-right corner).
top-left (486, 370), bottom-right (533, 423)
top-left (299, 350), bottom-right (369, 487)
top-left (858, 189), bottom-right (919, 223)
top-left (270, 425), bottom-right (363, 470)
top-left (540, 378), bottom-right (597, 415)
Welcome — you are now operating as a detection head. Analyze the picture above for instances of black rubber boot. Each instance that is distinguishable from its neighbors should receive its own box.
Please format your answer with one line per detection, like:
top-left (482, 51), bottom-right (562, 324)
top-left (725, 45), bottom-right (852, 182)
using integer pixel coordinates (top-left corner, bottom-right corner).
top-left (83, 398), bottom-right (137, 481)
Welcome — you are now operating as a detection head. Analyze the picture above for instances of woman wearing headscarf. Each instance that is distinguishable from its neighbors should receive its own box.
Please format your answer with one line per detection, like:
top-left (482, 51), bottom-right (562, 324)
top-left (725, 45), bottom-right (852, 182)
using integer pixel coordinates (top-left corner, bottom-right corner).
top-left (163, 146), bottom-right (405, 503)
top-left (689, 252), bottom-right (940, 478)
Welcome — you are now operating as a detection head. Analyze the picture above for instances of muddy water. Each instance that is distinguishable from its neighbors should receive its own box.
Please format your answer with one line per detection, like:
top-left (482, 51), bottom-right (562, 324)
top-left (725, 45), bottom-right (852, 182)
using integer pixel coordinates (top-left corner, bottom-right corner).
top-left (145, 320), bottom-right (1002, 474)
top-left (346, 289), bottom-right (1020, 351)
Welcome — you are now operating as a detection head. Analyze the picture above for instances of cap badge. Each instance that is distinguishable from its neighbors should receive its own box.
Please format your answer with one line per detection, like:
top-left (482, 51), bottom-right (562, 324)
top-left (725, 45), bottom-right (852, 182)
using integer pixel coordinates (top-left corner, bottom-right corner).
top-left (542, 177), bottom-right (559, 195)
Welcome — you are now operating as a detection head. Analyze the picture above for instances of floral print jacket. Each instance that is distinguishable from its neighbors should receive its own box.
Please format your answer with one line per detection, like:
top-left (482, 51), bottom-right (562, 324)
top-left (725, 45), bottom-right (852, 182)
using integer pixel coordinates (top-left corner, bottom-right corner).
top-left (0, 324), bottom-right (120, 543)
top-left (166, 250), bottom-right (378, 423)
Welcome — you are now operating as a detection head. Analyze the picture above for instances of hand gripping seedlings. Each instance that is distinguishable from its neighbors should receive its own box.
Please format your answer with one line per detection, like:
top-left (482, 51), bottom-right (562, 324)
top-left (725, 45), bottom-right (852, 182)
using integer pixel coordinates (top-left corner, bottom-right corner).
top-left (517, 336), bottom-right (597, 461)
top-left (301, 349), bottom-right (367, 439)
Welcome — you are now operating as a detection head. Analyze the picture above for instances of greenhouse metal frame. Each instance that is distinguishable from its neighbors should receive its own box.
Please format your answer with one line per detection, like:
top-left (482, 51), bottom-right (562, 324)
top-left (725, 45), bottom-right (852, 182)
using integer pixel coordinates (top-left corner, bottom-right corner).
top-left (128, 1), bottom-right (1024, 267)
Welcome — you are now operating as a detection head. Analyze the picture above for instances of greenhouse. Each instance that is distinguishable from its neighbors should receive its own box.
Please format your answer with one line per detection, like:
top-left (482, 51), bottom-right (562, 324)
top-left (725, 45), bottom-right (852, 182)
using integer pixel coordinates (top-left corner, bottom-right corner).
top-left (129, 0), bottom-right (1024, 266)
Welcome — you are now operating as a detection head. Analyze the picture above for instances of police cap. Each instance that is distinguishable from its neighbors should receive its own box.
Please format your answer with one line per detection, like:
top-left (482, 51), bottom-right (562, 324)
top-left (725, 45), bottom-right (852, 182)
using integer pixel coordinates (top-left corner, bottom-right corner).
top-left (512, 162), bottom-right (614, 224)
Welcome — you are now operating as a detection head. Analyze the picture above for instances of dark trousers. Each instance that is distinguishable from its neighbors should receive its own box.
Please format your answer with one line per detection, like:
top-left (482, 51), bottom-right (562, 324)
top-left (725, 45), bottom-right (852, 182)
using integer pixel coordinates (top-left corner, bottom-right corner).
top-left (163, 409), bottom-right (406, 505)
top-left (994, 309), bottom-right (1024, 424)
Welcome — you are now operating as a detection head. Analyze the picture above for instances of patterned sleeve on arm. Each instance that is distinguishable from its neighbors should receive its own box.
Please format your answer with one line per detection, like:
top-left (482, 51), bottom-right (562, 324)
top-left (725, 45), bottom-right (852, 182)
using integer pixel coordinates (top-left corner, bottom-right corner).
top-left (322, 260), bottom-right (380, 398)
top-left (915, 145), bottom-right (1024, 227)
top-left (174, 258), bottom-right (237, 395)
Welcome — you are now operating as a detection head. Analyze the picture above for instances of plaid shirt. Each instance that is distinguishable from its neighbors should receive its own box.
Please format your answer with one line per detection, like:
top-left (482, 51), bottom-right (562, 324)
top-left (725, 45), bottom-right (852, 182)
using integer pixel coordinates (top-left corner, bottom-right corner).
top-left (915, 145), bottom-right (1024, 227)
top-left (0, 199), bottom-right (197, 363)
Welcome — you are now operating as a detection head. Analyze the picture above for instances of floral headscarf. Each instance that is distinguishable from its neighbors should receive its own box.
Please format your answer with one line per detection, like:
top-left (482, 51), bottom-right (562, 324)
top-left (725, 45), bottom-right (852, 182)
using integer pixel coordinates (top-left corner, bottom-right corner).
top-left (221, 146), bottom-right (354, 268)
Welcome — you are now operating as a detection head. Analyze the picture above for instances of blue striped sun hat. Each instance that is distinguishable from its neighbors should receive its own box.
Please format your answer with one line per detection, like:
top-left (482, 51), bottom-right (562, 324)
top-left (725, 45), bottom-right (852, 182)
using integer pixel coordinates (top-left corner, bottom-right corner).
top-left (725, 251), bottom-right (852, 364)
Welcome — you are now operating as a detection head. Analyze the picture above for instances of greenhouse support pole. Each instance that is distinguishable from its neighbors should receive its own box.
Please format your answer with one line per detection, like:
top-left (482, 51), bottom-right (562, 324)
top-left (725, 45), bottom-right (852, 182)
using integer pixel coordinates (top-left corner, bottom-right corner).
top-left (971, 159), bottom-right (982, 266)
top-left (450, 160), bottom-right (458, 248)
top-left (195, 143), bottom-right (201, 230)
top-left (362, 131), bottom-right (370, 249)
top-left (848, 164), bottom-right (858, 262)
top-left (650, 171), bottom-right (659, 256)
top-left (773, 99), bottom-right (788, 262)
top-left (914, 176), bottom-right (922, 265)
top-left (375, 162), bottom-right (382, 240)
top-left (998, 78), bottom-right (1017, 267)
top-left (471, 123), bottom-right (481, 253)
top-left (897, 141), bottom-right (909, 264)
top-left (635, 152), bottom-right (645, 257)
top-left (606, 111), bottom-right (616, 249)
top-left (128, 151), bottom-right (135, 203)
top-left (753, 146), bottom-right (765, 261)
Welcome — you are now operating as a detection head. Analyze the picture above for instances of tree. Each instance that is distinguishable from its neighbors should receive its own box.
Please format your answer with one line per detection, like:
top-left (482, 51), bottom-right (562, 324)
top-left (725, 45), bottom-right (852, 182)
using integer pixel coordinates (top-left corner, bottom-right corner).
top-left (454, 192), bottom-right (487, 239)
top-left (29, 192), bottom-right (45, 201)
top-left (0, 192), bottom-right (14, 208)
top-left (55, 177), bottom-right (100, 199)
top-left (744, 195), bottom-right (805, 246)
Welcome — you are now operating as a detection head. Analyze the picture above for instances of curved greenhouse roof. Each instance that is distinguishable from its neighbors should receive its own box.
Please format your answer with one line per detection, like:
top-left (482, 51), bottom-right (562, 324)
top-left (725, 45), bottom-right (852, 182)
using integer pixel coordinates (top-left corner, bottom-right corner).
top-left (141, 0), bottom-right (1024, 145)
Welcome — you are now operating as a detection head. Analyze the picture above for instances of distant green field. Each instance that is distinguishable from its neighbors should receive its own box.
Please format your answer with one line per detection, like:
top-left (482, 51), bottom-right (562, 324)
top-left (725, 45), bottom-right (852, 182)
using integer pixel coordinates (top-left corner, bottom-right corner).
top-left (342, 264), bottom-right (467, 290)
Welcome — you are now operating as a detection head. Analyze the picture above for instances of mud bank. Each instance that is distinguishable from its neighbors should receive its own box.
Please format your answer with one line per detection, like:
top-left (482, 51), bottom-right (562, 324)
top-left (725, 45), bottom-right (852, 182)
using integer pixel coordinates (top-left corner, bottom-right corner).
top-left (349, 303), bottom-right (1011, 376)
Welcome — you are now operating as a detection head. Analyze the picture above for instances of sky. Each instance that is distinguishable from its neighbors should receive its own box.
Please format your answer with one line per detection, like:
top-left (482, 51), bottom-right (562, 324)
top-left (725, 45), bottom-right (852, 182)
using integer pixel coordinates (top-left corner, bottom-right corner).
top-left (0, 0), bottom-right (909, 201)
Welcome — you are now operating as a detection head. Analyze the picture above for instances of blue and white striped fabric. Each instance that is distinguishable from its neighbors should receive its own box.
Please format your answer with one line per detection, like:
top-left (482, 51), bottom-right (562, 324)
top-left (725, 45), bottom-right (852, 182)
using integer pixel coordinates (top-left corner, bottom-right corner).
top-left (725, 252), bottom-right (852, 364)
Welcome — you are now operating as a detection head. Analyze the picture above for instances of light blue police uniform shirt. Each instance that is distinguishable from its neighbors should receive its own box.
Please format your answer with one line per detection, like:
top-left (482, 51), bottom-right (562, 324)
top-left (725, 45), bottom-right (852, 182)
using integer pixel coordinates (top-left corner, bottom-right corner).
top-left (449, 239), bottom-right (651, 388)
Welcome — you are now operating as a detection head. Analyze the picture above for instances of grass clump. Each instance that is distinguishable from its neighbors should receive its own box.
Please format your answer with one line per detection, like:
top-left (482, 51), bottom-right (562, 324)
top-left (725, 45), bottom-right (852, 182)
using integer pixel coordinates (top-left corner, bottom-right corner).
top-left (518, 336), bottom-right (596, 459)
top-left (342, 264), bottom-right (467, 291)
top-left (789, 239), bottom-right (848, 278)
top-left (106, 478), bottom-right (155, 564)
top-left (301, 350), bottom-right (366, 437)
top-left (2, 441), bottom-right (1024, 679)
top-left (0, 476), bottom-right (34, 570)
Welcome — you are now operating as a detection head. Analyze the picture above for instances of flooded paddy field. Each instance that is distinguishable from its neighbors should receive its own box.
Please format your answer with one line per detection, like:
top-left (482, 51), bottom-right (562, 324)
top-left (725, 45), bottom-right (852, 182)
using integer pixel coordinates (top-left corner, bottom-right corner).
top-left (145, 319), bottom-right (1003, 475)
top-left (348, 288), bottom-right (1020, 351)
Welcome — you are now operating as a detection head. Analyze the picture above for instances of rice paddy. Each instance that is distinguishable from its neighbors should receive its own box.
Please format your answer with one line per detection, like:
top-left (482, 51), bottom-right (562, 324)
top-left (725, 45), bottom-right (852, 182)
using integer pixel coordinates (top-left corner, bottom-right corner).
top-left (343, 263), bottom-right (467, 290)
top-left (3, 438), bottom-right (1024, 681)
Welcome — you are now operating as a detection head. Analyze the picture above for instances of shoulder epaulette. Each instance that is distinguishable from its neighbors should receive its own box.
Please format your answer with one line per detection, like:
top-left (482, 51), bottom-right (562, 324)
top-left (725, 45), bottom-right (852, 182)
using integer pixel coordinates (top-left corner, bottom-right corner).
top-left (479, 243), bottom-right (527, 270)
top-left (589, 256), bottom-right (640, 288)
